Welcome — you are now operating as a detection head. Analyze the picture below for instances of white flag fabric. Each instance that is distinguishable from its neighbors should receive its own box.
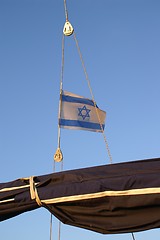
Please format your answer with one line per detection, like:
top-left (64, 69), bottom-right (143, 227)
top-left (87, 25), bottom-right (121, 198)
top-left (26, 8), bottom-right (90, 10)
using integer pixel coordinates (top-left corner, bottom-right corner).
top-left (59, 91), bottom-right (106, 132)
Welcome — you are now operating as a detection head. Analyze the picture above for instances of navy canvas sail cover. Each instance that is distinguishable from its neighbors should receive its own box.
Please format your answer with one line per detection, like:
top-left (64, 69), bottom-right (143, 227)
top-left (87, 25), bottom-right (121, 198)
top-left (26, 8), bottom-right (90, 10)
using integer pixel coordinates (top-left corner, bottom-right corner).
top-left (1, 157), bottom-right (160, 234)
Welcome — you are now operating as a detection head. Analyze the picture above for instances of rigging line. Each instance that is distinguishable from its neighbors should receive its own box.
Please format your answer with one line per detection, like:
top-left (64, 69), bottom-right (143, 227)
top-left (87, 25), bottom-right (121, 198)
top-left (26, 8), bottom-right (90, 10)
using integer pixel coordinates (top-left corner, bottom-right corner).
top-left (131, 233), bottom-right (136, 240)
top-left (57, 33), bottom-right (65, 149)
top-left (63, 0), bottom-right (68, 21)
top-left (73, 31), bottom-right (112, 164)
top-left (58, 159), bottom-right (64, 240)
top-left (58, 221), bottom-right (61, 240)
top-left (49, 161), bottom-right (56, 240)
top-left (73, 28), bottom-right (135, 240)
top-left (52, 32), bottom-right (64, 239)
top-left (52, 15), bottom-right (66, 240)
top-left (50, 214), bottom-right (53, 240)
top-left (50, 161), bottom-right (63, 240)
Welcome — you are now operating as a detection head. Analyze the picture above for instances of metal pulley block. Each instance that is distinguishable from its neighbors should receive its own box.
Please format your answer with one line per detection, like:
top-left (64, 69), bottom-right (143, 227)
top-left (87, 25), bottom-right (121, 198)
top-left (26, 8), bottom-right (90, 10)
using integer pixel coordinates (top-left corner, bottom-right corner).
top-left (54, 147), bottom-right (63, 162)
top-left (63, 21), bottom-right (74, 36)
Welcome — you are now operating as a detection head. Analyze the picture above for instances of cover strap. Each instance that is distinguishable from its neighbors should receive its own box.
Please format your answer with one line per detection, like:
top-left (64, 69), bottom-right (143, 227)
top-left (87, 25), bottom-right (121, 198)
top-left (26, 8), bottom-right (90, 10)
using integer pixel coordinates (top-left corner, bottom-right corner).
top-left (29, 176), bottom-right (42, 206)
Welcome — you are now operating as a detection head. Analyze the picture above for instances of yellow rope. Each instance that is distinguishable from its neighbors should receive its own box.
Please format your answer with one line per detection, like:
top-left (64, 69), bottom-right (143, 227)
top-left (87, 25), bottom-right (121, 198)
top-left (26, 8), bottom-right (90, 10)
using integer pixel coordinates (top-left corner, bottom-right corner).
top-left (29, 176), bottom-right (42, 206)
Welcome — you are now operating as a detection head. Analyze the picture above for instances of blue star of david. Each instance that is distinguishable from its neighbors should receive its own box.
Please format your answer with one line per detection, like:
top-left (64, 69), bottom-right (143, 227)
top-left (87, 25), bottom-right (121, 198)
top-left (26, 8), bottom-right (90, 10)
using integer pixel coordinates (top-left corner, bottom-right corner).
top-left (78, 105), bottom-right (91, 120)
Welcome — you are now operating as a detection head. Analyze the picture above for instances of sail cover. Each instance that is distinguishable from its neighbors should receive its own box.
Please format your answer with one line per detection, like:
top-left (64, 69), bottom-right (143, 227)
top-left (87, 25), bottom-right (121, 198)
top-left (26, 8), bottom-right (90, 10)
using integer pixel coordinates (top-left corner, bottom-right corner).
top-left (1, 157), bottom-right (160, 234)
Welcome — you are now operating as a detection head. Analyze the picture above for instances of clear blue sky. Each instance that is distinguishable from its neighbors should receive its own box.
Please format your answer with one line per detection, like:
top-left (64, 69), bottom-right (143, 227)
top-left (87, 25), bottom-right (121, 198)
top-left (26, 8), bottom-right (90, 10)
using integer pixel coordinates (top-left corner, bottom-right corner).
top-left (0, 0), bottom-right (160, 239)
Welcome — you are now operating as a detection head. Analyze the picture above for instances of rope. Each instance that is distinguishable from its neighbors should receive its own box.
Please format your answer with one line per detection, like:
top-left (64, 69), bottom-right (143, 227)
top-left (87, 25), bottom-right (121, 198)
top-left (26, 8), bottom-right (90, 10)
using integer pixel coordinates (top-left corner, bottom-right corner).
top-left (51, 161), bottom-right (63, 240)
top-left (50, 214), bottom-right (53, 240)
top-left (52, 1), bottom-right (135, 240)
top-left (73, 32), bottom-right (112, 164)
top-left (72, 26), bottom-right (137, 240)
top-left (57, 33), bottom-right (65, 149)
top-left (51, 1), bottom-right (66, 234)
top-left (131, 233), bottom-right (136, 240)
top-left (63, 0), bottom-right (68, 21)
top-left (58, 221), bottom-right (61, 240)
top-left (73, 29), bottom-right (137, 240)
top-left (50, 31), bottom-right (65, 240)
top-left (29, 176), bottom-right (42, 206)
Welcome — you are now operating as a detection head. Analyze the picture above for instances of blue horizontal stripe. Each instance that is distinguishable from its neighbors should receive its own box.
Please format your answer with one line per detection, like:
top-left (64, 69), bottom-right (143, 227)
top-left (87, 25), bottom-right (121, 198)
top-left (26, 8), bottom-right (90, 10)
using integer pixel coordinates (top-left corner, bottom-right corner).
top-left (62, 94), bottom-right (98, 107)
top-left (59, 119), bottom-right (105, 131)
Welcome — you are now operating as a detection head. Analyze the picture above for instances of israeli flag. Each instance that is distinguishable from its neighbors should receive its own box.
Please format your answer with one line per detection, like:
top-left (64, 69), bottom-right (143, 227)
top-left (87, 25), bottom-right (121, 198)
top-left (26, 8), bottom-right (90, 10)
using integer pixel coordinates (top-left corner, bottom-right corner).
top-left (59, 91), bottom-right (106, 132)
